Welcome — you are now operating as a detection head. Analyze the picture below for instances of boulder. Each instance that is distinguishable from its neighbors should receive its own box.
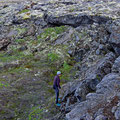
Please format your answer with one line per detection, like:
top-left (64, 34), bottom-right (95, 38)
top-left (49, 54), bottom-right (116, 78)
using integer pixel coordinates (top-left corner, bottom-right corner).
top-left (62, 81), bottom-right (79, 101)
top-left (95, 115), bottom-right (108, 120)
top-left (112, 56), bottom-right (120, 73)
top-left (108, 20), bottom-right (120, 55)
top-left (66, 73), bottom-right (120, 120)
top-left (46, 14), bottom-right (110, 27)
top-left (113, 102), bottom-right (120, 120)
top-left (115, 106), bottom-right (120, 120)
top-left (74, 52), bottom-right (116, 100)
top-left (75, 80), bottom-right (89, 101)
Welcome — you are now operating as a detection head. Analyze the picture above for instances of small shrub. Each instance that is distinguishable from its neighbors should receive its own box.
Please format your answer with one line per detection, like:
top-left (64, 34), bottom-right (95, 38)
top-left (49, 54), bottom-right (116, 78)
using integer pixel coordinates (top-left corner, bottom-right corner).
top-left (60, 61), bottom-right (73, 80)
top-left (62, 61), bottom-right (72, 73)
top-left (48, 53), bottom-right (59, 62)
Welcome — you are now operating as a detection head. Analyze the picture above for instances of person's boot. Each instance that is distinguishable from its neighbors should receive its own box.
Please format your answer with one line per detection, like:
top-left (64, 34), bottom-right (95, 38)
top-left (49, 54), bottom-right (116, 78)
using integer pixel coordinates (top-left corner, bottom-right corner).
top-left (56, 103), bottom-right (61, 106)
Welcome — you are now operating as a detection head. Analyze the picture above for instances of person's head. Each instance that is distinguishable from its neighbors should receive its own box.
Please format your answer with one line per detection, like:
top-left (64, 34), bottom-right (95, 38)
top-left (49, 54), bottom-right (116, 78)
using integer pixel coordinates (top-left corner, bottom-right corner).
top-left (57, 71), bottom-right (61, 76)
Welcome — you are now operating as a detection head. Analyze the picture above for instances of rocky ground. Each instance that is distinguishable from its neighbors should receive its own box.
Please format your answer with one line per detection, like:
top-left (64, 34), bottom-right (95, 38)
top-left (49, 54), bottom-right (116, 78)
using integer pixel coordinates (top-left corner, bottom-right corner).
top-left (0, 0), bottom-right (120, 120)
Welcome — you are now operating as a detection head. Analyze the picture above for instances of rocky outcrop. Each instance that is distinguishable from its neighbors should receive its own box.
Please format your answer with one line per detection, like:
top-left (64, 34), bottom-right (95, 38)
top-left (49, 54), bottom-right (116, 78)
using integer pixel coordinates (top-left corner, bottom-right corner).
top-left (61, 52), bottom-right (116, 113)
top-left (107, 19), bottom-right (120, 55)
top-left (112, 56), bottom-right (120, 73)
top-left (0, 0), bottom-right (120, 120)
top-left (66, 73), bottom-right (120, 120)
top-left (45, 14), bottom-right (110, 27)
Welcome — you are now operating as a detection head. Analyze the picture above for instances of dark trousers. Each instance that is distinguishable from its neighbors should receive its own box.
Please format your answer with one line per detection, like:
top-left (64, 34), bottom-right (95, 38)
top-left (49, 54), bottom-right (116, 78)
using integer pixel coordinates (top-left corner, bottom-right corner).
top-left (54, 86), bottom-right (59, 104)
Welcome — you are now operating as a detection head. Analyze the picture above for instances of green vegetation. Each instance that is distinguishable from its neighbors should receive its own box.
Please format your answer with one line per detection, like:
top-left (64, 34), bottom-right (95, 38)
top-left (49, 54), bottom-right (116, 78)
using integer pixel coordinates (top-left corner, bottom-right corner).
top-left (48, 53), bottom-right (59, 62)
top-left (0, 82), bottom-right (9, 87)
top-left (18, 9), bottom-right (30, 14)
top-left (60, 61), bottom-right (73, 80)
top-left (0, 52), bottom-right (19, 62)
top-left (16, 27), bottom-right (27, 35)
top-left (63, 61), bottom-right (72, 72)
top-left (69, 8), bottom-right (75, 12)
top-left (88, 7), bottom-right (92, 11)
top-left (0, 24), bottom-right (76, 120)
top-left (0, 49), bottom-right (33, 63)
top-left (7, 66), bottom-right (30, 74)
top-left (37, 26), bottom-right (67, 41)
top-left (28, 107), bottom-right (43, 120)
top-left (15, 39), bottom-right (26, 44)
top-left (96, 75), bottom-right (101, 81)
top-left (79, 31), bottom-right (87, 39)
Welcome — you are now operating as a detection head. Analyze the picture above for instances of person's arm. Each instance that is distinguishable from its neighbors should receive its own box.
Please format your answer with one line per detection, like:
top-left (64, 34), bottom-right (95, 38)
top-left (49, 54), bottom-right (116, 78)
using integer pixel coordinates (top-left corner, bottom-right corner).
top-left (57, 77), bottom-right (61, 89)
top-left (53, 76), bottom-right (56, 85)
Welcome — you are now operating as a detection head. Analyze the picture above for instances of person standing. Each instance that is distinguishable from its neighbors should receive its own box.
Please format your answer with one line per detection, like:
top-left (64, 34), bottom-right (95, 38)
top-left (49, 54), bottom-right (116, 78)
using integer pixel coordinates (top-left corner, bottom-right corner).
top-left (53, 71), bottom-right (61, 106)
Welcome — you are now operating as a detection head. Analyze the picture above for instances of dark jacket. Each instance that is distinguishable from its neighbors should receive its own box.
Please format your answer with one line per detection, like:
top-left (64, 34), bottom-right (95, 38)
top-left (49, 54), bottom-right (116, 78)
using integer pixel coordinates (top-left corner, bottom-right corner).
top-left (53, 75), bottom-right (61, 89)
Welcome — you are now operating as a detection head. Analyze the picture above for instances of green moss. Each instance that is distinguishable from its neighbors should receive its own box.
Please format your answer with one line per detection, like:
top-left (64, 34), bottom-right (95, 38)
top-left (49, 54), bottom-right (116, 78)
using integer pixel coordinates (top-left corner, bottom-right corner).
top-left (0, 78), bottom-right (6, 82)
top-left (28, 107), bottom-right (43, 120)
top-left (63, 61), bottom-right (71, 72)
top-left (96, 75), bottom-right (101, 81)
top-left (69, 8), bottom-right (75, 12)
top-left (48, 88), bottom-right (54, 94)
top-left (16, 28), bottom-right (27, 35)
top-left (48, 53), bottom-right (59, 62)
top-left (48, 81), bottom-right (53, 86)
top-left (0, 53), bottom-right (19, 62)
top-left (60, 61), bottom-right (73, 80)
top-left (37, 26), bottom-right (67, 41)
top-left (48, 59), bottom-right (74, 81)
top-left (15, 39), bottom-right (25, 44)
top-left (0, 49), bottom-right (33, 63)
top-left (0, 82), bottom-right (9, 88)
top-left (46, 97), bottom-right (59, 115)
top-left (18, 9), bottom-right (30, 14)
top-left (88, 7), bottom-right (92, 11)
top-left (6, 66), bottom-right (25, 74)
top-left (0, 110), bottom-right (6, 114)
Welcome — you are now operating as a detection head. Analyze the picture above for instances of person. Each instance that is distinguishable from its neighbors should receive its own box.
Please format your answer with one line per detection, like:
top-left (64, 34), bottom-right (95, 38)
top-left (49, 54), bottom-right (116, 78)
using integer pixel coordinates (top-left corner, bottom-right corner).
top-left (53, 71), bottom-right (61, 106)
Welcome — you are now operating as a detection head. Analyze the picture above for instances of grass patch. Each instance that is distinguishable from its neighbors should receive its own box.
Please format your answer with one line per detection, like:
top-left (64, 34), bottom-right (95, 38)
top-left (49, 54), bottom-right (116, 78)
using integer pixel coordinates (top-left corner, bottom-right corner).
top-left (15, 39), bottom-right (26, 44)
top-left (48, 88), bottom-right (54, 94)
top-left (16, 28), bottom-right (27, 35)
top-left (37, 26), bottom-right (67, 42)
top-left (62, 61), bottom-right (72, 72)
top-left (18, 9), bottom-right (30, 14)
top-left (0, 49), bottom-right (34, 63)
top-left (5, 66), bottom-right (25, 74)
top-left (28, 107), bottom-right (43, 120)
top-left (48, 53), bottom-right (59, 62)
top-left (60, 61), bottom-right (73, 80)
top-left (69, 8), bottom-right (75, 12)
top-left (0, 82), bottom-right (9, 88)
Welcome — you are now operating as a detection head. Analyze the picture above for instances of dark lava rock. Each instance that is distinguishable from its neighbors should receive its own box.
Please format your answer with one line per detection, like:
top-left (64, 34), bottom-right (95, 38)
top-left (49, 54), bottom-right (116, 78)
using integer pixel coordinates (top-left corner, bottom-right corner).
top-left (45, 14), bottom-right (110, 27)
top-left (66, 73), bottom-right (120, 120)
top-left (75, 52), bottom-right (116, 100)
top-left (95, 115), bottom-right (108, 120)
top-left (0, 39), bottom-right (10, 50)
top-left (112, 56), bottom-right (120, 73)
top-left (108, 20), bottom-right (120, 55)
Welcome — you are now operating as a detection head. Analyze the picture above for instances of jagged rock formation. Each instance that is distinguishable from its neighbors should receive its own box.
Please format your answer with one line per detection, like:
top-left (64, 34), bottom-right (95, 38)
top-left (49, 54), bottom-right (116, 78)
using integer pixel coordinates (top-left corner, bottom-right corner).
top-left (0, 0), bottom-right (120, 120)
